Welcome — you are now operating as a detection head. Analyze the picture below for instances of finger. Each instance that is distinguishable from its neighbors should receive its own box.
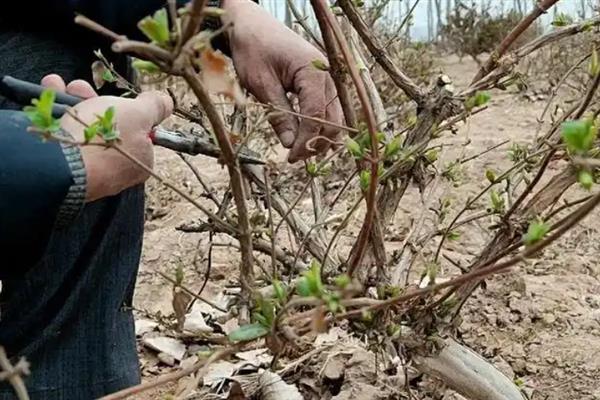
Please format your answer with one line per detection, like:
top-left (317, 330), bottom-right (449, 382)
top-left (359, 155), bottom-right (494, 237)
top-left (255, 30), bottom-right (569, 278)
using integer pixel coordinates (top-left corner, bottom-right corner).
top-left (249, 78), bottom-right (298, 148)
top-left (41, 74), bottom-right (66, 93)
top-left (134, 91), bottom-right (174, 127)
top-left (288, 68), bottom-right (328, 163)
top-left (266, 87), bottom-right (298, 148)
top-left (66, 79), bottom-right (98, 99)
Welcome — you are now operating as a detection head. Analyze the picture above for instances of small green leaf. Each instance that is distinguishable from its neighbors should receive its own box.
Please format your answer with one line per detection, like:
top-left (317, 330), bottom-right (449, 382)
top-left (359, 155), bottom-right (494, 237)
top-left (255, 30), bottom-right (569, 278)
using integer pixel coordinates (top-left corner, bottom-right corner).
top-left (446, 231), bottom-right (460, 241)
top-left (551, 13), bottom-right (573, 27)
top-left (425, 149), bottom-right (439, 163)
top-left (24, 89), bottom-right (61, 133)
top-left (465, 91), bottom-right (491, 110)
top-left (228, 323), bottom-right (269, 342)
top-left (132, 59), bottom-right (161, 74)
top-left (578, 169), bottom-right (594, 190)
top-left (359, 169), bottom-right (371, 191)
top-left (138, 8), bottom-right (170, 46)
top-left (99, 106), bottom-right (120, 141)
top-left (524, 219), bottom-right (550, 246)
top-left (514, 377), bottom-right (525, 387)
top-left (311, 59), bottom-right (329, 71)
top-left (306, 259), bottom-right (324, 296)
top-left (384, 136), bottom-right (402, 158)
top-left (306, 162), bottom-right (318, 176)
top-left (346, 137), bottom-right (363, 159)
top-left (485, 169), bottom-right (497, 183)
top-left (272, 280), bottom-right (287, 303)
top-left (561, 120), bottom-right (596, 154)
top-left (490, 189), bottom-right (505, 214)
top-left (102, 69), bottom-right (117, 83)
top-left (84, 124), bottom-right (99, 143)
top-left (296, 277), bottom-right (311, 297)
top-left (258, 297), bottom-right (275, 327)
top-left (334, 274), bottom-right (351, 289)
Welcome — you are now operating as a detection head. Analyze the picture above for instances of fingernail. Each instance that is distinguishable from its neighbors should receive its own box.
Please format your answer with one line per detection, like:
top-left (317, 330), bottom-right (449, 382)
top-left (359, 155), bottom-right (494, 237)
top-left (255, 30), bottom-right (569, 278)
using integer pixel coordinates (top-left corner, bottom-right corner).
top-left (280, 131), bottom-right (295, 148)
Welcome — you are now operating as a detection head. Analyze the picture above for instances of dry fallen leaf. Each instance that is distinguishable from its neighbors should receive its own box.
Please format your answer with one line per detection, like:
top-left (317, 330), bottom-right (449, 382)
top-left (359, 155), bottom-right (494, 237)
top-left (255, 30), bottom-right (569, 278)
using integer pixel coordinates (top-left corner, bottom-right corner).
top-left (199, 46), bottom-right (246, 106)
top-left (173, 287), bottom-right (193, 331)
top-left (142, 337), bottom-right (187, 361)
top-left (259, 370), bottom-right (303, 400)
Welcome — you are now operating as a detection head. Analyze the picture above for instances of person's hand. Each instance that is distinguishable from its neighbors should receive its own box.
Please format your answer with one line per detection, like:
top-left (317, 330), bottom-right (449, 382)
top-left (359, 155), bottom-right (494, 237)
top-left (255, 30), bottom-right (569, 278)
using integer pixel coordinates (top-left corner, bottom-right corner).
top-left (221, 0), bottom-right (343, 163)
top-left (41, 75), bottom-right (173, 202)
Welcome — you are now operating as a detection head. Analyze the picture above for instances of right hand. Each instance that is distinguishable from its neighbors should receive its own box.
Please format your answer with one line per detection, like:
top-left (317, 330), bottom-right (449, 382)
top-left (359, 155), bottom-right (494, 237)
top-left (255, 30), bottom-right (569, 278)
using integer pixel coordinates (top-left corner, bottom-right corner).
top-left (41, 75), bottom-right (173, 202)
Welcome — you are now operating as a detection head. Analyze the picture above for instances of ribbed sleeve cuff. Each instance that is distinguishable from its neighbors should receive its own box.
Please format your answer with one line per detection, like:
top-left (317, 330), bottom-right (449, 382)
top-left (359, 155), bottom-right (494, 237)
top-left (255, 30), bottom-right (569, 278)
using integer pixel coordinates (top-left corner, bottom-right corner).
top-left (55, 139), bottom-right (87, 228)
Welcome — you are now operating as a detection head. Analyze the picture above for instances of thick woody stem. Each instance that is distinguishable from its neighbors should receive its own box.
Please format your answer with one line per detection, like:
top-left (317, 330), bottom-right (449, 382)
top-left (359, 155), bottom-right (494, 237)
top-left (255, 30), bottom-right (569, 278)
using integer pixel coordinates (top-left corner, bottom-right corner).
top-left (182, 68), bottom-right (255, 314)
top-left (338, 0), bottom-right (425, 104)
top-left (311, 0), bottom-right (380, 277)
top-left (310, 0), bottom-right (357, 128)
top-left (181, 0), bottom-right (208, 46)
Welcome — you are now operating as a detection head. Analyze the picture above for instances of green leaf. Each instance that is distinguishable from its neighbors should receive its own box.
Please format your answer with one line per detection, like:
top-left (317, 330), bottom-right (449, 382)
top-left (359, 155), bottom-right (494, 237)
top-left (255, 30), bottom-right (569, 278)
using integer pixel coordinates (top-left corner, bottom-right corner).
top-left (84, 124), bottom-right (99, 142)
top-left (485, 169), bottom-right (497, 183)
top-left (296, 277), bottom-right (311, 297)
top-left (138, 8), bottom-right (170, 46)
top-left (99, 106), bottom-right (120, 141)
top-left (24, 89), bottom-right (61, 133)
top-left (102, 69), bottom-right (117, 83)
top-left (306, 162), bottom-right (318, 176)
top-left (132, 59), bottom-right (161, 74)
top-left (465, 91), bottom-right (491, 110)
top-left (311, 59), bottom-right (329, 71)
top-left (334, 274), bottom-right (351, 289)
top-left (272, 280), bottom-right (287, 303)
top-left (359, 169), bottom-right (371, 191)
top-left (446, 231), bottom-right (460, 241)
top-left (228, 323), bottom-right (269, 342)
top-left (425, 149), bottom-right (439, 163)
top-left (490, 189), bottom-right (505, 214)
top-left (578, 169), bottom-right (594, 190)
top-left (551, 13), bottom-right (573, 27)
top-left (561, 120), bottom-right (596, 154)
top-left (306, 259), bottom-right (324, 296)
top-left (324, 293), bottom-right (340, 313)
top-left (524, 219), bottom-right (550, 246)
top-left (346, 137), bottom-right (363, 159)
top-left (384, 136), bottom-right (402, 158)
top-left (258, 297), bottom-right (275, 327)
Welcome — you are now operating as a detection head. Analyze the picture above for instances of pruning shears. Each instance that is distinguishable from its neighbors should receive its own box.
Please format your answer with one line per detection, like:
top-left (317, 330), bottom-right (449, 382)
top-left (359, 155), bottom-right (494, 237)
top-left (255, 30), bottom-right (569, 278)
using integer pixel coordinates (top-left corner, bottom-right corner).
top-left (0, 75), bottom-right (265, 165)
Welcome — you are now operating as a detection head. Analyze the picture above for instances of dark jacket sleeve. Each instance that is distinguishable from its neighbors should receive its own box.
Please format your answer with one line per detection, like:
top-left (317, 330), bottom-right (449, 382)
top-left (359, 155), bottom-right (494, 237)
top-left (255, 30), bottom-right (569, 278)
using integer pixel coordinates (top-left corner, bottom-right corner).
top-left (0, 111), bottom-right (85, 277)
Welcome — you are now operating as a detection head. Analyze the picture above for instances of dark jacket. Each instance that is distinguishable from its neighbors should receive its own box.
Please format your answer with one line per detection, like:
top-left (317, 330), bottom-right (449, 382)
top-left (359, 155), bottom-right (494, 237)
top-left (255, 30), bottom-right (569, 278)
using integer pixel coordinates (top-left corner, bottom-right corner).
top-left (0, 1), bottom-right (219, 398)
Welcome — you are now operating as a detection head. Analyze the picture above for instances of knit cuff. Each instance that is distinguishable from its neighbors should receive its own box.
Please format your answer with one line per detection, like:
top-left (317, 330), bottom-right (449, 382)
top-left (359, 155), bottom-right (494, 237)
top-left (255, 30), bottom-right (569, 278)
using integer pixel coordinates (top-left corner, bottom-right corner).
top-left (55, 138), bottom-right (87, 228)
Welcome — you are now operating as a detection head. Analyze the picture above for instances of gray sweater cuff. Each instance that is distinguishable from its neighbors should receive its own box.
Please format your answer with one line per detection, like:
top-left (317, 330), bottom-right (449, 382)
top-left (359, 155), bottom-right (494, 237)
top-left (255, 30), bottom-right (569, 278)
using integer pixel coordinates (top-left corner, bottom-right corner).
top-left (55, 140), bottom-right (87, 228)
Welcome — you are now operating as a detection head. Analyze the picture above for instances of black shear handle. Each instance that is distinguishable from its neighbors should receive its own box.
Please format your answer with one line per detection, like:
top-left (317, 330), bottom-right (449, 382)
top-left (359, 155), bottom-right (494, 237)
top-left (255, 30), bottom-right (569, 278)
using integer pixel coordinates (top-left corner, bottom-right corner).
top-left (0, 75), bottom-right (84, 117)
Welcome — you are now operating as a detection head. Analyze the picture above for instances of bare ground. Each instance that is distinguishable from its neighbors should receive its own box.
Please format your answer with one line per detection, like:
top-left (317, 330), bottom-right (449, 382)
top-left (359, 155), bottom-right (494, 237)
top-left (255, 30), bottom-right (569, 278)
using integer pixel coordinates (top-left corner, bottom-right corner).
top-left (132, 56), bottom-right (600, 399)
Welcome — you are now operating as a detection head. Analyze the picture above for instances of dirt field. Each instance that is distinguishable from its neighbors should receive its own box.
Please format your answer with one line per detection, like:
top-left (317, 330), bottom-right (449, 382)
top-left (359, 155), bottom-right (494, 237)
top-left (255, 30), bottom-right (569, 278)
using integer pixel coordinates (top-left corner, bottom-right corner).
top-left (132, 56), bottom-right (600, 399)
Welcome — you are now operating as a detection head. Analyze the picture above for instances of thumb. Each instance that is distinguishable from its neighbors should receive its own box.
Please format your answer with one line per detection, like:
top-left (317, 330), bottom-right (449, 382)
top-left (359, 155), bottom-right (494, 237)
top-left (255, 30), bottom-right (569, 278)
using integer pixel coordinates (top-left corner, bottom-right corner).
top-left (134, 91), bottom-right (174, 127)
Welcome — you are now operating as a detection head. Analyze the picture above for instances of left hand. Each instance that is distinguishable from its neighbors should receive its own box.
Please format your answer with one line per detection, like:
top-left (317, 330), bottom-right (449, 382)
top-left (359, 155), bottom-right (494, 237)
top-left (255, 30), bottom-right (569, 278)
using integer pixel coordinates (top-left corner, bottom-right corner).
top-left (221, 0), bottom-right (343, 163)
